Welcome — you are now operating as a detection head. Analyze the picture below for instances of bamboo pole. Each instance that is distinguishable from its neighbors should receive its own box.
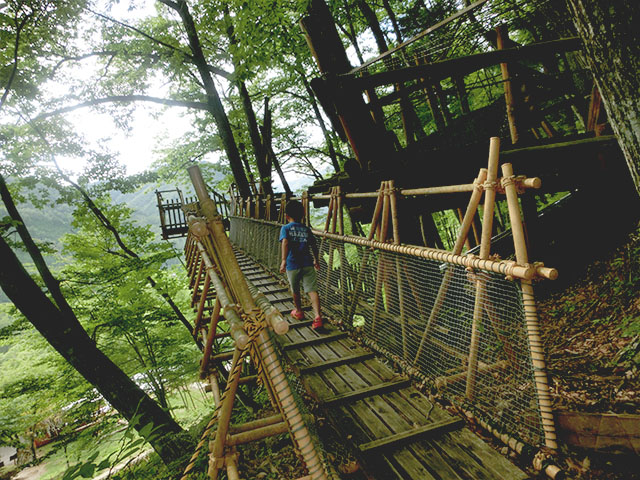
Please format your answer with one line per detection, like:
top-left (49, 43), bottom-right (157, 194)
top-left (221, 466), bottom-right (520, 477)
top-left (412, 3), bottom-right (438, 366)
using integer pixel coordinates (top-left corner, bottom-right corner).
top-left (255, 330), bottom-right (328, 480)
top-left (246, 280), bottom-right (290, 335)
top-left (237, 215), bottom-right (541, 280)
top-left (193, 273), bottom-right (211, 336)
top-left (337, 187), bottom-right (348, 318)
top-left (195, 241), bottom-right (249, 349)
top-left (200, 297), bottom-right (222, 379)
top-left (496, 25), bottom-right (519, 144)
top-left (413, 168), bottom-right (488, 364)
top-left (466, 137), bottom-right (500, 400)
top-left (347, 185), bottom-right (385, 322)
top-left (209, 347), bottom-right (245, 478)
top-left (188, 165), bottom-right (256, 312)
top-left (229, 414), bottom-right (284, 434)
top-left (388, 180), bottom-right (407, 360)
top-left (371, 182), bottom-right (391, 334)
top-left (501, 162), bottom-right (557, 450)
top-left (436, 360), bottom-right (508, 389)
top-left (226, 421), bottom-right (289, 446)
top-left (225, 455), bottom-right (240, 480)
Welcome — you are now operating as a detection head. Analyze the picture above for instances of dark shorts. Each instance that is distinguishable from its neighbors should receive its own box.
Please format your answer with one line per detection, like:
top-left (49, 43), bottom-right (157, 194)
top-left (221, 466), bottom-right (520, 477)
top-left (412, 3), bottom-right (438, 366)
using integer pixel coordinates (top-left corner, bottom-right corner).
top-left (286, 266), bottom-right (318, 294)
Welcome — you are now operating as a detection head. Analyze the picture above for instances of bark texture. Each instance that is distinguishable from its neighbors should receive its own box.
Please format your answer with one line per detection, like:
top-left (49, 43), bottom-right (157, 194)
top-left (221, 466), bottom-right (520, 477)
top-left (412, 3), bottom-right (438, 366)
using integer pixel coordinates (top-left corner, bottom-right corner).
top-left (567, 0), bottom-right (640, 196)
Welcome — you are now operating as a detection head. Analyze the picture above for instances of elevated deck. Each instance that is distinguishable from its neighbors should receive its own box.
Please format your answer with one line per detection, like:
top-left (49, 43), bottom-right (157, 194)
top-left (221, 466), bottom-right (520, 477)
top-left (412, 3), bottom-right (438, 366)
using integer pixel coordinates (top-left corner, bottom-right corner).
top-left (235, 248), bottom-right (529, 480)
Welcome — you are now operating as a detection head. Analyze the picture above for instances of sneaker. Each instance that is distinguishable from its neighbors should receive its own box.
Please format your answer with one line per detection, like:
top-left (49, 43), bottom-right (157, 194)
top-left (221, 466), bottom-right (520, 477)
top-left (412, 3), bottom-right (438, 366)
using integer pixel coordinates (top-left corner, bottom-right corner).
top-left (290, 309), bottom-right (305, 320)
top-left (312, 316), bottom-right (324, 330)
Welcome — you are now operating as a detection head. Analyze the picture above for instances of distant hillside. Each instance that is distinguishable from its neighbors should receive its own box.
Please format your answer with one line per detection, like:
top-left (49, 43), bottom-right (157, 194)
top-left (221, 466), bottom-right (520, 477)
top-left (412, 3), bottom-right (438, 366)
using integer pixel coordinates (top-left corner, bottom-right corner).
top-left (0, 181), bottom-right (198, 303)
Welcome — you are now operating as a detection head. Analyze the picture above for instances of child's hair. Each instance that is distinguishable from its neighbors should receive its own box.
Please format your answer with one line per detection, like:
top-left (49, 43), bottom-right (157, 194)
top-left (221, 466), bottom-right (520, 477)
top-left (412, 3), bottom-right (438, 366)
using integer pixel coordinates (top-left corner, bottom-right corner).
top-left (285, 200), bottom-right (304, 222)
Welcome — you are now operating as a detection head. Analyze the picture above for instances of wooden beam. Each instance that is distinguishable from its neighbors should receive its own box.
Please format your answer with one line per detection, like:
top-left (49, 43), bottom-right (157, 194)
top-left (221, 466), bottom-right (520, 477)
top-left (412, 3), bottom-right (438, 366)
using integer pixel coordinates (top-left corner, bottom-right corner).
top-left (358, 417), bottom-right (465, 453)
top-left (320, 379), bottom-right (411, 406)
top-left (351, 37), bottom-right (581, 91)
top-left (281, 331), bottom-right (348, 351)
top-left (299, 352), bottom-right (375, 374)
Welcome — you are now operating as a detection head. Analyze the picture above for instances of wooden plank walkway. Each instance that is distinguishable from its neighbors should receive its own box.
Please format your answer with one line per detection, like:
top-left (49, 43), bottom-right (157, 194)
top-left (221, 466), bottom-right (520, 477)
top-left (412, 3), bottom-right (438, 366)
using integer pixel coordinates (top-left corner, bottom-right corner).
top-left (234, 249), bottom-right (529, 480)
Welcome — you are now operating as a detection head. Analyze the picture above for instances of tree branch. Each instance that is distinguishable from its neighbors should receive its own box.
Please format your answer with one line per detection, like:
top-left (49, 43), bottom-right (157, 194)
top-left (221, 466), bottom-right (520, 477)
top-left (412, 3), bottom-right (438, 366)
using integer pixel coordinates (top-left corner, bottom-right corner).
top-left (36, 95), bottom-right (209, 120)
top-left (90, 8), bottom-right (232, 80)
top-left (0, 13), bottom-right (31, 113)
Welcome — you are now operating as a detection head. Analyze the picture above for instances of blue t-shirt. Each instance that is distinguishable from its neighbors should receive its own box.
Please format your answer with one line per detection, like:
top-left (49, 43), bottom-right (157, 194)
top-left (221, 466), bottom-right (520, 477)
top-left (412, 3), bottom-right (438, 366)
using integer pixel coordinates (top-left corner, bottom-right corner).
top-left (279, 222), bottom-right (316, 271)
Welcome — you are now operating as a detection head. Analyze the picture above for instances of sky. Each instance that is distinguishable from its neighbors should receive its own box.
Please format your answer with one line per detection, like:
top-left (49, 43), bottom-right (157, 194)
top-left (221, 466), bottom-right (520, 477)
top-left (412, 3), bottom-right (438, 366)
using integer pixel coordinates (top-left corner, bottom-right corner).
top-left (29, 0), bottom-right (341, 193)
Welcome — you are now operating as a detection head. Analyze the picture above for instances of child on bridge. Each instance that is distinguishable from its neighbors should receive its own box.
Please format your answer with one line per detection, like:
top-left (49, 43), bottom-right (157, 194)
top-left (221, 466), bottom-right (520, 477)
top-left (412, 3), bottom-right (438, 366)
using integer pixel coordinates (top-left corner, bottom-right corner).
top-left (279, 200), bottom-right (324, 330)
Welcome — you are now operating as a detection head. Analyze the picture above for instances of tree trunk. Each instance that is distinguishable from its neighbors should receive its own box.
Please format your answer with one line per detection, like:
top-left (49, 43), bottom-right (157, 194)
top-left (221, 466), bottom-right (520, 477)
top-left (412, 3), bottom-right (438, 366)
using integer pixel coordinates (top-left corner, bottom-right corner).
top-left (160, 0), bottom-right (251, 197)
top-left (299, 66), bottom-right (341, 172)
top-left (567, 0), bottom-right (640, 196)
top-left (0, 236), bottom-right (193, 464)
top-left (223, 5), bottom-right (273, 195)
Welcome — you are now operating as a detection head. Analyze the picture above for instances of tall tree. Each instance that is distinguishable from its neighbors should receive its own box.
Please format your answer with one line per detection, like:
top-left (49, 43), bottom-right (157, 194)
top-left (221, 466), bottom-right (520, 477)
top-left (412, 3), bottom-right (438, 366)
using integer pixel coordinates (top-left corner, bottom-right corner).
top-left (566, 0), bottom-right (640, 196)
top-left (0, 205), bottom-right (193, 464)
top-left (157, 0), bottom-right (251, 197)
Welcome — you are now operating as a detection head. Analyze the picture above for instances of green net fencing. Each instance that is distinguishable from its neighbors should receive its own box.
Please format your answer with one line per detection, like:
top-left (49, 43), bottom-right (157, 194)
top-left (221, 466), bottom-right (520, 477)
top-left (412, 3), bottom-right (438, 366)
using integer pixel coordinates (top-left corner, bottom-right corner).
top-left (230, 215), bottom-right (545, 448)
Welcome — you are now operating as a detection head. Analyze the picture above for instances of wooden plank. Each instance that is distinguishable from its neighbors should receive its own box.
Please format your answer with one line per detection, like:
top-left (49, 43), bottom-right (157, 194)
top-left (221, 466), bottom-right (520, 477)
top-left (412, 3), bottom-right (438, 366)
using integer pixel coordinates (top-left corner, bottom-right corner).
top-left (260, 287), bottom-right (289, 295)
top-left (348, 398), bottom-right (434, 479)
top-left (353, 37), bottom-right (581, 90)
top-left (556, 410), bottom-right (640, 454)
top-left (279, 305), bottom-right (312, 315)
top-left (348, 358), bottom-right (397, 384)
top-left (281, 331), bottom-right (348, 351)
top-left (320, 379), bottom-right (410, 406)
top-left (437, 428), bottom-right (529, 479)
top-left (300, 352), bottom-right (376, 374)
top-left (269, 297), bottom-right (295, 305)
top-left (289, 320), bottom-right (314, 329)
top-left (359, 418), bottom-right (465, 453)
top-left (247, 274), bottom-right (274, 281)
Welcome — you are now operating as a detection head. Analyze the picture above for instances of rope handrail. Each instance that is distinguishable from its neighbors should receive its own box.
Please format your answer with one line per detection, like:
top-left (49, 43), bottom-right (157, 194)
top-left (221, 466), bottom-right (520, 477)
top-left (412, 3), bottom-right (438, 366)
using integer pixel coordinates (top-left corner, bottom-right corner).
top-left (228, 215), bottom-right (556, 281)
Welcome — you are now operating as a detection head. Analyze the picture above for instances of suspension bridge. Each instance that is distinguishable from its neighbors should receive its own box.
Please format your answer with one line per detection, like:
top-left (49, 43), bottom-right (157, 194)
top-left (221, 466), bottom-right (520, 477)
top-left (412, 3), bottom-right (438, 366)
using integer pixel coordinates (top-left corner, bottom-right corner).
top-left (157, 137), bottom-right (563, 480)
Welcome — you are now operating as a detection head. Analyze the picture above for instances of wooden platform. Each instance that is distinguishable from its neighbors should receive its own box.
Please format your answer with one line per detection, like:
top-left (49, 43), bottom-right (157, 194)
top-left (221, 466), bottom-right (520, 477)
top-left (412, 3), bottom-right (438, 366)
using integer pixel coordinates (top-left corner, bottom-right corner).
top-left (235, 249), bottom-right (529, 480)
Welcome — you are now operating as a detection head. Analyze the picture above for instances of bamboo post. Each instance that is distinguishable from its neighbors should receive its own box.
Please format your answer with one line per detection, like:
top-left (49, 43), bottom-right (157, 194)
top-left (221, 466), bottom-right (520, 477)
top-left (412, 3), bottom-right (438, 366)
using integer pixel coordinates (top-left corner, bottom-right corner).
top-left (188, 165), bottom-right (256, 312)
top-left (337, 187), bottom-right (349, 318)
top-left (466, 137), bottom-right (500, 400)
top-left (200, 298), bottom-right (222, 380)
top-left (255, 330), bottom-right (328, 480)
top-left (371, 182), bottom-right (390, 334)
top-left (193, 273), bottom-right (211, 336)
top-left (324, 188), bottom-right (338, 300)
top-left (302, 191), bottom-right (310, 226)
top-left (413, 168), bottom-right (488, 363)
top-left (501, 162), bottom-right (557, 450)
top-left (496, 25), bottom-right (519, 144)
top-left (347, 185), bottom-right (385, 322)
top-left (388, 180), bottom-right (407, 360)
top-left (191, 260), bottom-right (205, 307)
top-left (225, 454), bottom-right (241, 480)
top-left (209, 348), bottom-right (245, 478)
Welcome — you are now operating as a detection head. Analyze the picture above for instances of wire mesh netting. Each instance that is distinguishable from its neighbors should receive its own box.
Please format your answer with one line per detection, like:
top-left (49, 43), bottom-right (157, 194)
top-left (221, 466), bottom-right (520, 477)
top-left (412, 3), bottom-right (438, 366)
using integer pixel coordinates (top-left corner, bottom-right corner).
top-left (230, 215), bottom-right (545, 448)
top-left (352, 0), bottom-right (576, 77)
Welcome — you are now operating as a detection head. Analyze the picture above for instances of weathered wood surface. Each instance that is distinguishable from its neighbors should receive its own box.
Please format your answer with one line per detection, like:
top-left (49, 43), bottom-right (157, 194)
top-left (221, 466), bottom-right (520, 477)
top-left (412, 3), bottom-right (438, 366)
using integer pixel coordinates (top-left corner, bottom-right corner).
top-left (556, 410), bottom-right (640, 455)
top-left (234, 249), bottom-right (529, 479)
